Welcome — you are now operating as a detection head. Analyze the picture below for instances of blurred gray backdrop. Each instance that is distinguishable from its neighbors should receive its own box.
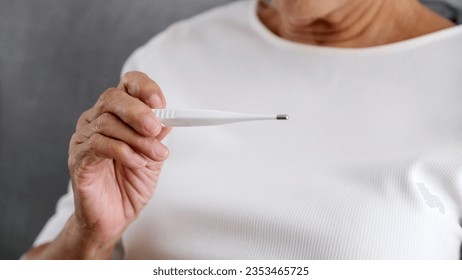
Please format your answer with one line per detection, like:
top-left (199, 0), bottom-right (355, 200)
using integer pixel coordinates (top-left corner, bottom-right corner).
top-left (0, 0), bottom-right (460, 260)
top-left (0, 0), bottom-right (235, 259)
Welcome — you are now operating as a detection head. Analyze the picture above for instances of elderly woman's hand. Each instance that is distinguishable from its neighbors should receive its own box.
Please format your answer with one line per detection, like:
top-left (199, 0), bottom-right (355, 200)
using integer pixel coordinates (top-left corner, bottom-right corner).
top-left (66, 71), bottom-right (170, 258)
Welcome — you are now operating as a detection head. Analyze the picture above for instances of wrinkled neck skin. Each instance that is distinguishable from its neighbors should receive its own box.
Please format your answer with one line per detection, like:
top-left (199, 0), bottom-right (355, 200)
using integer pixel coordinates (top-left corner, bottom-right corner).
top-left (257, 0), bottom-right (455, 48)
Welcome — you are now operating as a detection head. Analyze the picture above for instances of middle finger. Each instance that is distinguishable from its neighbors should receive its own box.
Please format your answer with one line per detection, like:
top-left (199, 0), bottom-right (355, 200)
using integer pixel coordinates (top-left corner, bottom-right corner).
top-left (79, 112), bottom-right (169, 162)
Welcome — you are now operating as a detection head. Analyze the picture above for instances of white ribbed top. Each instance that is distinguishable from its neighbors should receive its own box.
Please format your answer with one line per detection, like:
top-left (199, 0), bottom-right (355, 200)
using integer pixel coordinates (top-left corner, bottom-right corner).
top-left (35, 0), bottom-right (462, 259)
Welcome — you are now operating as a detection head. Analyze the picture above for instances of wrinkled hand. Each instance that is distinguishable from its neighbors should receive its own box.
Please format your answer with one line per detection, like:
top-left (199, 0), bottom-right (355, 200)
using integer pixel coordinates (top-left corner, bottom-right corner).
top-left (68, 71), bottom-right (170, 249)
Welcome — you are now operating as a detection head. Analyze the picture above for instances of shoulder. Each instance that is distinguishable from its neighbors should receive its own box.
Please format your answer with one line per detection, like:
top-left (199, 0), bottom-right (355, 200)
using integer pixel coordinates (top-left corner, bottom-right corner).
top-left (122, 0), bottom-right (253, 74)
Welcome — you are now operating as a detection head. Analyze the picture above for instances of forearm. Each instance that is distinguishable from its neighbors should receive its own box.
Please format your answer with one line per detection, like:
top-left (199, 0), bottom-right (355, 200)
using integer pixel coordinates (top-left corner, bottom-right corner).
top-left (23, 214), bottom-right (116, 260)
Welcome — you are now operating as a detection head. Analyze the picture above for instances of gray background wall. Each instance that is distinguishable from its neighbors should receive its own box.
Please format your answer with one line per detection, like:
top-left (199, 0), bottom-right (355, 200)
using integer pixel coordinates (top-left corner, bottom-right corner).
top-left (0, 0), bottom-right (460, 260)
top-left (0, 0), bottom-right (234, 259)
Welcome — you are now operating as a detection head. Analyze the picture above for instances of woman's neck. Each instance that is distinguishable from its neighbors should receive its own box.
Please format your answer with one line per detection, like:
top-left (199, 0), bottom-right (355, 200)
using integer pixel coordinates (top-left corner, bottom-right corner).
top-left (257, 0), bottom-right (455, 48)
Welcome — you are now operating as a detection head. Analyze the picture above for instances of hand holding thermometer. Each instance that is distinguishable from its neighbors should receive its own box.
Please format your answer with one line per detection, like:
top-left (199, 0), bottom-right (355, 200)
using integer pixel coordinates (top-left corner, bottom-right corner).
top-left (153, 109), bottom-right (289, 127)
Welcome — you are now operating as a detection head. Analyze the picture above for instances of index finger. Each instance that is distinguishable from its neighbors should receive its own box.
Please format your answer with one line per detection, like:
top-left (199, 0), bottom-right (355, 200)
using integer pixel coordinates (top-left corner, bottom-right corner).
top-left (118, 71), bottom-right (166, 109)
top-left (84, 87), bottom-right (163, 137)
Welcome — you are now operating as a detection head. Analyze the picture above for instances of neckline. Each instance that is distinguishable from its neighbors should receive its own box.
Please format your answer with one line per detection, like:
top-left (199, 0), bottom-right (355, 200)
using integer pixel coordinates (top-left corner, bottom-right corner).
top-left (248, 0), bottom-right (462, 54)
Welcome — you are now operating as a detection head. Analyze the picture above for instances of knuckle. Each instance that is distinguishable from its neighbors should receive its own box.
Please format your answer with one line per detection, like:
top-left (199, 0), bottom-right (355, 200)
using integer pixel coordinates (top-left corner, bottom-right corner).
top-left (100, 112), bottom-right (115, 122)
top-left (112, 142), bottom-right (132, 159)
top-left (76, 109), bottom-right (92, 127)
top-left (92, 119), bottom-right (103, 134)
top-left (96, 87), bottom-right (119, 112)
top-left (126, 82), bottom-right (139, 96)
top-left (98, 87), bottom-right (115, 102)
top-left (122, 71), bottom-right (158, 97)
top-left (69, 132), bottom-right (78, 144)
top-left (126, 105), bottom-right (150, 124)
top-left (92, 113), bottom-right (112, 133)
top-left (133, 134), bottom-right (148, 149)
top-left (123, 71), bottom-right (143, 80)
top-left (69, 132), bottom-right (82, 146)
top-left (77, 109), bottom-right (89, 122)
top-left (121, 72), bottom-right (141, 93)
top-left (122, 71), bottom-right (134, 80)
top-left (87, 133), bottom-right (101, 150)
top-left (68, 134), bottom-right (90, 172)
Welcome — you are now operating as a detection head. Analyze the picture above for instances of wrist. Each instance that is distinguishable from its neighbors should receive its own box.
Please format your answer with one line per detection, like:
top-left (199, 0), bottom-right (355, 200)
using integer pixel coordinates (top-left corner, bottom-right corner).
top-left (56, 214), bottom-right (117, 259)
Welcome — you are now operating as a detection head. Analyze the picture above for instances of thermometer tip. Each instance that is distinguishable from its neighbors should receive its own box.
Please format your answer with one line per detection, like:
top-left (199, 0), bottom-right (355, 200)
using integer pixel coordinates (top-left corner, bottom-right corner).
top-left (276, 114), bottom-right (289, 120)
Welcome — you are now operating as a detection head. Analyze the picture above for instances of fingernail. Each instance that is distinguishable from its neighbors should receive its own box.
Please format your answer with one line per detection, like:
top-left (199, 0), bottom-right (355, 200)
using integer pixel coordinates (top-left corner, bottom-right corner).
top-left (154, 143), bottom-right (169, 159)
top-left (144, 114), bottom-right (162, 134)
top-left (148, 94), bottom-right (163, 108)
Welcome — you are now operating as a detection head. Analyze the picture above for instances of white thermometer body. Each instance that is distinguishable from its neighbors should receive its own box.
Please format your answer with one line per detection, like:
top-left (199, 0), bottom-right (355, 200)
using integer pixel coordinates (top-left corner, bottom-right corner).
top-left (153, 109), bottom-right (288, 127)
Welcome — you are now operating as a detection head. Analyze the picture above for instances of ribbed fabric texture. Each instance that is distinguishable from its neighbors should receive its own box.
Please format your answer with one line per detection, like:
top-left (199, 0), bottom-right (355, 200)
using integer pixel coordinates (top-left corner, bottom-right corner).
top-left (34, 0), bottom-right (462, 259)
